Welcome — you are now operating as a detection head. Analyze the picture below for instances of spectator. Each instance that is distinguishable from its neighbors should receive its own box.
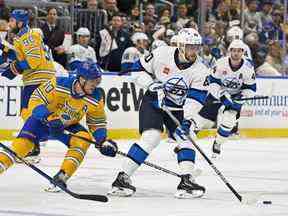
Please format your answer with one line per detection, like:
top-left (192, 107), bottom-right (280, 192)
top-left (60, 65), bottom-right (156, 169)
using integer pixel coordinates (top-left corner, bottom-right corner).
top-left (102, 0), bottom-right (119, 21)
top-left (243, 0), bottom-right (262, 34)
top-left (215, 1), bottom-right (230, 23)
top-left (228, 0), bottom-right (241, 20)
top-left (266, 40), bottom-right (284, 74)
top-left (41, 7), bottom-right (67, 67)
top-left (96, 13), bottom-right (133, 71)
top-left (258, 0), bottom-right (273, 25)
top-left (76, 0), bottom-right (108, 50)
top-left (67, 27), bottom-right (97, 70)
top-left (175, 3), bottom-right (190, 30)
top-left (271, 9), bottom-right (284, 42)
top-left (144, 4), bottom-right (158, 21)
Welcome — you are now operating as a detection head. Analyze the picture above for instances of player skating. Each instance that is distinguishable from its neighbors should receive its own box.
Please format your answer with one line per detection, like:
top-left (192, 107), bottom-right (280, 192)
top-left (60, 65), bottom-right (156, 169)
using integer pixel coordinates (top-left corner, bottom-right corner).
top-left (108, 28), bottom-right (209, 199)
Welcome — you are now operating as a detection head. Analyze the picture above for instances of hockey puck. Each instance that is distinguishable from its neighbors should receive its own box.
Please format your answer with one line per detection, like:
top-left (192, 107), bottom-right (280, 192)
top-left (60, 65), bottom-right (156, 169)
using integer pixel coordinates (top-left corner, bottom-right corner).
top-left (262, 201), bottom-right (272, 204)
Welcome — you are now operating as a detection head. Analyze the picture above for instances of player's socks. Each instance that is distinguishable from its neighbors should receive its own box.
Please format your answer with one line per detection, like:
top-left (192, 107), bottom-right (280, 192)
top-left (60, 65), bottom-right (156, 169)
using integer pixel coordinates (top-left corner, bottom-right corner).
top-left (108, 171), bottom-right (136, 197)
top-left (175, 174), bottom-right (205, 199)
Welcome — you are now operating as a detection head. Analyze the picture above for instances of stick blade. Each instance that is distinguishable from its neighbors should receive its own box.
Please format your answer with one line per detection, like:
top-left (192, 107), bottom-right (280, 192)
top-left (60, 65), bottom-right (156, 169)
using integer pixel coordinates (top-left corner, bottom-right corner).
top-left (241, 193), bottom-right (260, 205)
top-left (77, 194), bottom-right (109, 202)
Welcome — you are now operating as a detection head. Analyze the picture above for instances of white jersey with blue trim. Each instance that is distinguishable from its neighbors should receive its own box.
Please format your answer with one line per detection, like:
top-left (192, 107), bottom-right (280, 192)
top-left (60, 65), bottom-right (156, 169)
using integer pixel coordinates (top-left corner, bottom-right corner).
top-left (209, 56), bottom-right (256, 99)
top-left (139, 46), bottom-right (210, 92)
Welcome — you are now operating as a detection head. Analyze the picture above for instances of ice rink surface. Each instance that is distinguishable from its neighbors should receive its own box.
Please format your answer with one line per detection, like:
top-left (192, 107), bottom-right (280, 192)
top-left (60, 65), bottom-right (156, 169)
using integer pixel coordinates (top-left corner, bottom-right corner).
top-left (0, 138), bottom-right (287, 216)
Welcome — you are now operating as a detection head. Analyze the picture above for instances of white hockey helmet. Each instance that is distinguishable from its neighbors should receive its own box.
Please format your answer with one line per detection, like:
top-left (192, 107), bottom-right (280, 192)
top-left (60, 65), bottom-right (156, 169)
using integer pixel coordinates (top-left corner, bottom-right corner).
top-left (76, 27), bottom-right (90, 36)
top-left (228, 39), bottom-right (246, 51)
top-left (131, 32), bottom-right (148, 45)
top-left (177, 28), bottom-right (202, 45)
top-left (226, 26), bottom-right (243, 41)
top-left (177, 28), bottom-right (202, 61)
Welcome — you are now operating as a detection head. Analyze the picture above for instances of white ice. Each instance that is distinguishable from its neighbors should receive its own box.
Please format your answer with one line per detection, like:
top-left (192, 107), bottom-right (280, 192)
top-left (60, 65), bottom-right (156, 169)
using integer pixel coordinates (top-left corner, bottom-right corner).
top-left (0, 138), bottom-right (287, 216)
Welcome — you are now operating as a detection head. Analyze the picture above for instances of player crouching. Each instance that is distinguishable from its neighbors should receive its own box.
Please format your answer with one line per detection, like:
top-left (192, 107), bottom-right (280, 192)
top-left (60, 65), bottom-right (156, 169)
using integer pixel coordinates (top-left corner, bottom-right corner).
top-left (0, 61), bottom-right (117, 192)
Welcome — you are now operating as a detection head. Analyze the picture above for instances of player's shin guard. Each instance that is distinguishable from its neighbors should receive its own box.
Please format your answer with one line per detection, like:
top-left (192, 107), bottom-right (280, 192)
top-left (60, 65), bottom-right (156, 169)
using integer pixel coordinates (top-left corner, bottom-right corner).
top-left (0, 138), bottom-right (34, 174)
top-left (213, 124), bottom-right (232, 158)
top-left (60, 131), bottom-right (91, 179)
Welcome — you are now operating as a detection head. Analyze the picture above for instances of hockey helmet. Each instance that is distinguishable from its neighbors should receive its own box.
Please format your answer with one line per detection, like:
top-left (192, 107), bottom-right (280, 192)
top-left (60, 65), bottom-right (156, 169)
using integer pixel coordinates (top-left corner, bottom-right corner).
top-left (76, 27), bottom-right (90, 36)
top-left (226, 26), bottom-right (243, 42)
top-left (131, 32), bottom-right (149, 45)
top-left (177, 28), bottom-right (202, 45)
top-left (228, 39), bottom-right (246, 51)
top-left (77, 61), bottom-right (102, 80)
top-left (10, 9), bottom-right (29, 26)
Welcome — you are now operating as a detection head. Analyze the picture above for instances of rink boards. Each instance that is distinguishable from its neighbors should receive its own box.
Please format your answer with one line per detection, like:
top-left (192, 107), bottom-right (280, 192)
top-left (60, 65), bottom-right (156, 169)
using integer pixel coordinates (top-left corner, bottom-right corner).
top-left (0, 74), bottom-right (288, 140)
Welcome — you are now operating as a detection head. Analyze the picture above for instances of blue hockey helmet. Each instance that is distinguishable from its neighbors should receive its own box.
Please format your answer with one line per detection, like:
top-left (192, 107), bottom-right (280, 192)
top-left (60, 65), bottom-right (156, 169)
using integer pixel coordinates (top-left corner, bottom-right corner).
top-left (10, 9), bottom-right (29, 26)
top-left (77, 61), bottom-right (102, 80)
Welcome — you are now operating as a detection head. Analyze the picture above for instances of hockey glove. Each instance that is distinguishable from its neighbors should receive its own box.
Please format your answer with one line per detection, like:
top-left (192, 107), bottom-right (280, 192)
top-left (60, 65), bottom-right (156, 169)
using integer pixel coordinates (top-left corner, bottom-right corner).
top-left (47, 114), bottom-right (65, 136)
top-left (99, 139), bottom-right (118, 157)
top-left (174, 119), bottom-right (191, 141)
top-left (220, 91), bottom-right (242, 111)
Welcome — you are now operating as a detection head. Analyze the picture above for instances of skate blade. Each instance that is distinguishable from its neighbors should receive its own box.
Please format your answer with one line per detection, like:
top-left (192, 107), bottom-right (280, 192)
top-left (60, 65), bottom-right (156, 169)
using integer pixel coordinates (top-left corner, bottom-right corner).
top-left (211, 153), bottom-right (220, 159)
top-left (25, 156), bottom-right (41, 164)
top-left (174, 189), bottom-right (205, 199)
top-left (107, 187), bottom-right (134, 197)
top-left (44, 185), bottom-right (61, 193)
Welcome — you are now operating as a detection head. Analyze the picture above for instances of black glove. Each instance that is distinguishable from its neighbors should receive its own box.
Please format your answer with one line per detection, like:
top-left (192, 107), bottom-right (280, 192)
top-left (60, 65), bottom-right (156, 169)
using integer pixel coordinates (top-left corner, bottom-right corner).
top-left (99, 139), bottom-right (118, 157)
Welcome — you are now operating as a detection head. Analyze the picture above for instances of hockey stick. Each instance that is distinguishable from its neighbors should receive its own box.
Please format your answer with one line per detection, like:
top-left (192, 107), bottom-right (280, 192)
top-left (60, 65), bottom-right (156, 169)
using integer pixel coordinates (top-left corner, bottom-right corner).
top-left (162, 107), bottom-right (259, 205)
top-left (234, 96), bottom-right (269, 101)
top-left (0, 142), bottom-right (108, 202)
top-left (68, 134), bottom-right (185, 178)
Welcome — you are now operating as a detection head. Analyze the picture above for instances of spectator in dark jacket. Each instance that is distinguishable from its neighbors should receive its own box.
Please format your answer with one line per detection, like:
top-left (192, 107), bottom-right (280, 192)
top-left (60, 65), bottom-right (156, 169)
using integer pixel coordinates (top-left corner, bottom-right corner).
top-left (41, 7), bottom-right (67, 67)
top-left (96, 13), bottom-right (133, 71)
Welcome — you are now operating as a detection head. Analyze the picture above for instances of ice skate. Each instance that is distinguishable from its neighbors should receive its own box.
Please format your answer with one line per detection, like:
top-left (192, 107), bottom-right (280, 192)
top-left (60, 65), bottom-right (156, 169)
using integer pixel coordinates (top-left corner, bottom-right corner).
top-left (108, 172), bottom-right (136, 197)
top-left (45, 170), bottom-right (68, 193)
top-left (212, 141), bottom-right (221, 158)
top-left (175, 174), bottom-right (205, 199)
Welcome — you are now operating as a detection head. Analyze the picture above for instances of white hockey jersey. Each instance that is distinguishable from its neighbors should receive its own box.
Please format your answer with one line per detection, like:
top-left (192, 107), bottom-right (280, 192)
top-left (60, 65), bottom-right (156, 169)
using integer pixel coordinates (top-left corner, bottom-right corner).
top-left (137, 46), bottom-right (210, 106)
top-left (67, 44), bottom-right (97, 63)
top-left (209, 56), bottom-right (256, 99)
top-left (121, 47), bottom-right (149, 64)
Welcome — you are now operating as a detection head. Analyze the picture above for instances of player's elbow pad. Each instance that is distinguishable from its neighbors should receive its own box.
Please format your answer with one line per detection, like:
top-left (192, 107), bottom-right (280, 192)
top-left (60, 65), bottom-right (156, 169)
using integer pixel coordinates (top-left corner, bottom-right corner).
top-left (32, 104), bottom-right (52, 121)
top-left (0, 65), bottom-right (17, 80)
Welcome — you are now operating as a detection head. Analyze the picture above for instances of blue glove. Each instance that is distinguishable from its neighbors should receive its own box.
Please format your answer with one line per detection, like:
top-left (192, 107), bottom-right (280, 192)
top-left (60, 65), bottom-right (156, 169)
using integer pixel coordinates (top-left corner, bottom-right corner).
top-left (100, 139), bottom-right (118, 157)
top-left (220, 91), bottom-right (242, 111)
top-left (174, 119), bottom-right (191, 141)
top-left (47, 116), bottom-right (65, 135)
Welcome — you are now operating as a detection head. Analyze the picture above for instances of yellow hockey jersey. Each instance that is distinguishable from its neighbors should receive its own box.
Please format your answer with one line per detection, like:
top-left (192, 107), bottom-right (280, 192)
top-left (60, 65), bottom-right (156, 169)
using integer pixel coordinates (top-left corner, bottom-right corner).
top-left (13, 27), bottom-right (55, 86)
top-left (28, 76), bottom-right (106, 133)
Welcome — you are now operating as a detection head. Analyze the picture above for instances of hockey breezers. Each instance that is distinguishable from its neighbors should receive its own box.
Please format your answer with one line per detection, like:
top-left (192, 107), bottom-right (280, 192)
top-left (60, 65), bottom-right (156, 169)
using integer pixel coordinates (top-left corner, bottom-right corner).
top-left (0, 143), bottom-right (108, 202)
top-left (162, 107), bottom-right (259, 205)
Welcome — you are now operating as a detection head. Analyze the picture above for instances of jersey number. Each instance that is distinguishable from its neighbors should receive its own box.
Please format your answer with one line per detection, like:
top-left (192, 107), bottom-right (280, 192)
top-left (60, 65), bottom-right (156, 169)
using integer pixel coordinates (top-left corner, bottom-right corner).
top-left (144, 53), bottom-right (153, 63)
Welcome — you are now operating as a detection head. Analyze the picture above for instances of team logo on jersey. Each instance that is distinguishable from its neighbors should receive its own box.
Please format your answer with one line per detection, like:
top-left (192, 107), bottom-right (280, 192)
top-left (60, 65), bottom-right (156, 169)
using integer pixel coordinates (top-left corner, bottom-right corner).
top-left (222, 77), bottom-right (241, 89)
top-left (60, 101), bottom-right (82, 122)
top-left (163, 76), bottom-right (189, 105)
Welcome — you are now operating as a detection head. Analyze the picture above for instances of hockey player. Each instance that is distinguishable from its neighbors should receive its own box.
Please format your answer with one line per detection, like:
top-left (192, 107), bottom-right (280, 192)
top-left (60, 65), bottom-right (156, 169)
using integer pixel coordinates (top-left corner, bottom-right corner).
top-left (0, 9), bottom-right (56, 159)
top-left (226, 26), bottom-right (252, 61)
top-left (67, 27), bottom-right (97, 70)
top-left (108, 28), bottom-right (207, 198)
top-left (191, 39), bottom-right (256, 158)
top-left (0, 61), bottom-right (118, 191)
top-left (121, 32), bottom-right (149, 71)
